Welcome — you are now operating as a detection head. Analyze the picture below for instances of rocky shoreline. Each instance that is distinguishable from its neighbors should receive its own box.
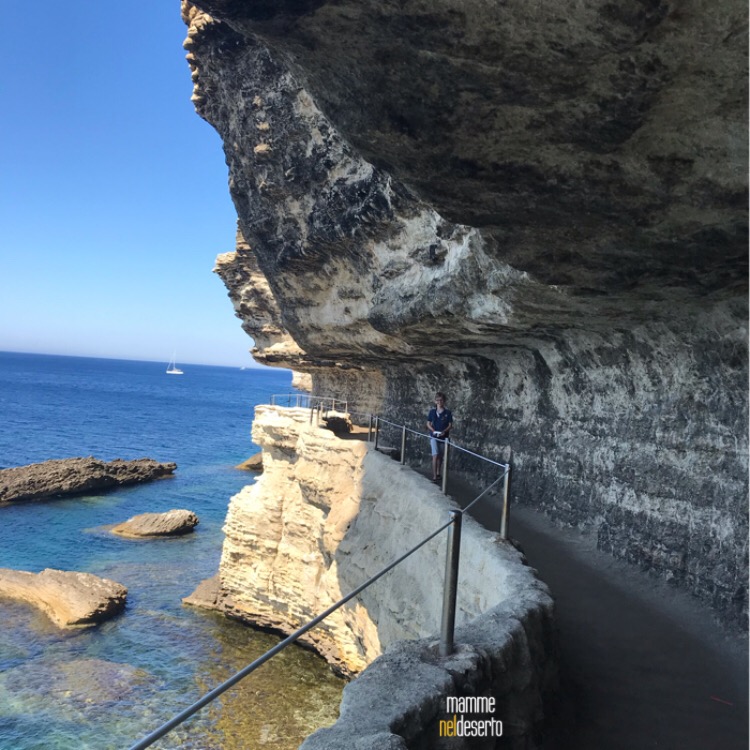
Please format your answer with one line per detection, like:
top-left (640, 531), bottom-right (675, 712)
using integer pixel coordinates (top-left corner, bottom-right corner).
top-left (0, 457), bottom-right (177, 504)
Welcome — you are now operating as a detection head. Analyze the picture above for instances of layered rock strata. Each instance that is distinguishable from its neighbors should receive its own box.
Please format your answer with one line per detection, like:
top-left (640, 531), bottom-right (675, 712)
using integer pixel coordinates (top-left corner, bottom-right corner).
top-left (197, 406), bottom-right (554, 749)
top-left (184, 1), bottom-right (748, 629)
top-left (0, 457), bottom-right (177, 504)
top-left (111, 509), bottom-right (199, 538)
top-left (0, 568), bottom-right (127, 628)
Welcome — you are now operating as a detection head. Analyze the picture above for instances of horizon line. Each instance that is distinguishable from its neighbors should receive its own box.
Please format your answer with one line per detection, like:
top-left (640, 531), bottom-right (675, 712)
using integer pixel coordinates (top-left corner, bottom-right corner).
top-left (0, 349), bottom-right (285, 371)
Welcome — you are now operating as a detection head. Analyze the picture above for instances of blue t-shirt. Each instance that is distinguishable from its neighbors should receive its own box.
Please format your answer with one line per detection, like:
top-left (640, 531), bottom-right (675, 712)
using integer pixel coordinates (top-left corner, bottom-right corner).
top-left (428, 407), bottom-right (453, 435)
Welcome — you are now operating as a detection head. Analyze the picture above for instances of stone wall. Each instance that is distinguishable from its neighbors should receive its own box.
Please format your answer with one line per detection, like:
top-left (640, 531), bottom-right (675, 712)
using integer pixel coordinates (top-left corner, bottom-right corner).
top-left (379, 311), bottom-right (749, 629)
top-left (205, 406), bottom-right (556, 746)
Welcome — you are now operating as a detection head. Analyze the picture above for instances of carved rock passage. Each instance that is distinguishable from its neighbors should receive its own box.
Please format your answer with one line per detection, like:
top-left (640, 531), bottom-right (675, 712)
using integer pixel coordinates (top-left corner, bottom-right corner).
top-left (182, 2), bottom-right (748, 628)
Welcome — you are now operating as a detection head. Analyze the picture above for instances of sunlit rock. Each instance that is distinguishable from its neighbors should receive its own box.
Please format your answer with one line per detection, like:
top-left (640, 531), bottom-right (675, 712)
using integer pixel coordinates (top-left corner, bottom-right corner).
top-left (110, 509), bottom-right (199, 538)
top-left (0, 568), bottom-right (127, 628)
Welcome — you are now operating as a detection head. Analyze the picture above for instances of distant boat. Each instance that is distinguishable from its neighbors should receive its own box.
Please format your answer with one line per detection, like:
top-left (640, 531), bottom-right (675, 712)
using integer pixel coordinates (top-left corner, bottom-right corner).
top-left (166, 354), bottom-right (183, 375)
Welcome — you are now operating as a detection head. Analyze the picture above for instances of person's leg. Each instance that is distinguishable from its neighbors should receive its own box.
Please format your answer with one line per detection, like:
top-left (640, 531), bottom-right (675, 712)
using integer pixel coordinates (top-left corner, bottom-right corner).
top-left (431, 437), bottom-right (439, 479)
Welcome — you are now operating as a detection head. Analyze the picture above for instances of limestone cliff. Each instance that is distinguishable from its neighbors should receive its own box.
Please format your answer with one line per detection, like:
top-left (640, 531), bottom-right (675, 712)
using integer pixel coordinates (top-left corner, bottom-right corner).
top-left (182, 1), bottom-right (747, 628)
top-left (208, 406), bottom-right (550, 680)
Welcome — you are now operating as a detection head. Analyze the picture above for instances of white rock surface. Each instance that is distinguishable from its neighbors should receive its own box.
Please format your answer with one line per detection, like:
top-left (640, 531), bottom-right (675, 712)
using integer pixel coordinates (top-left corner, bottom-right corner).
top-left (210, 405), bottom-right (550, 678)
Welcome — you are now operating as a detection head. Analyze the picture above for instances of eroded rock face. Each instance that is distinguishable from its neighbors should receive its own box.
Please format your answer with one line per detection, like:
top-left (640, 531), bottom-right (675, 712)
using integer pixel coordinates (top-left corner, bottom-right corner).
top-left (0, 457), bottom-right (177, 504)
top-left (0, 568), bottom-right (127, 628)
top-left (110, 509), bottom-right (199, 538)
top-left (182, 2), bottom-right (748, 627)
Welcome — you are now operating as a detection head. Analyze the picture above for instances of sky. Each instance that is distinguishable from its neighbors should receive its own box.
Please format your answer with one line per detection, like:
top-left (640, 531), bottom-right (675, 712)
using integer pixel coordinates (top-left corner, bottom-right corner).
top-left (1, 1), bottom-right (261, 368)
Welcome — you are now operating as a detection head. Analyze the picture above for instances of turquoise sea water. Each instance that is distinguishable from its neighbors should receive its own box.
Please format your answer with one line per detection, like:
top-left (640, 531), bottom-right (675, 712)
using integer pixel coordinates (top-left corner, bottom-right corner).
top-left (0, 352), bottom-right (343, 750)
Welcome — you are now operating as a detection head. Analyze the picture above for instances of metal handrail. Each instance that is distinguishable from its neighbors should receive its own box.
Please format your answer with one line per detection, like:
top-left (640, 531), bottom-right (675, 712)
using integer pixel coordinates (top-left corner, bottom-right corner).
top-left (267, 395), bottom-right (510, 471)
top-left (461, 472), bottom-right (507, 515)
top-left (374, 415), bottom-right (509, 469)
top-left (269, 393), bottom-right (352, 413)
top-left (128, 396), bottom-right (513, 749)
top-left (129, 512), bottom-right (459, 749)
top-left (268, 395), bottom-right (513, 527)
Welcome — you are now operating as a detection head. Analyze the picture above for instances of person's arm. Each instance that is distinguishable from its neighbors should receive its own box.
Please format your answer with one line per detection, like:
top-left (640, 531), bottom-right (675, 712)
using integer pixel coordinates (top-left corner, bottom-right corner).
top-left (427, 410), bottom-right (439, 436)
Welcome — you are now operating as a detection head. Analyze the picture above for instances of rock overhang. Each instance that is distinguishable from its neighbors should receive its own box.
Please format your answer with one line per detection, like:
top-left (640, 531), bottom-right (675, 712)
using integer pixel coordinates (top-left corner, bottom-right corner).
top-left (188, 0), bottom-right (747, 309)
top-left (181, 0), bottom-right (748, 628)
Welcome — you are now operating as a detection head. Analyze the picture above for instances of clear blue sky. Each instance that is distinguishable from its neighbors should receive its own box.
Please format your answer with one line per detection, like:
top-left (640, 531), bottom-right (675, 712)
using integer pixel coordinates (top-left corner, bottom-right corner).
top-left (1, 1), bottom-right (261, 368)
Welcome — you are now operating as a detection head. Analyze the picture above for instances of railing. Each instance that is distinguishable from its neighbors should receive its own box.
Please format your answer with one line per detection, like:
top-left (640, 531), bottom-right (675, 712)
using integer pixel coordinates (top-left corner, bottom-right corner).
top-left (128, 395), bottom-right (512, 749)
top-left (369, 415), bottom-right (512, 537)
top-left (269, 394), bottom-right (513, 537)
top-left (270, 392), bottom-right (348, 413)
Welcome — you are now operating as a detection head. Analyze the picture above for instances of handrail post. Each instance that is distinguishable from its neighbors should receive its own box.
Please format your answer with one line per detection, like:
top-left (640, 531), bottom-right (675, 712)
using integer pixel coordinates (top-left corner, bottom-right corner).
top-left (500, 462), bottom-right (512, 540)
top-left (368, 414), bottom-right (374, 442)
top-left (374, 416), bottom-right (380, 450)
top-left (400, 425), bottom-right (407, 464)
top-left (440, 509), bottom-right (462, 657)
top-left (309, 404), bottom-right (315, 424)
top-left (441, 438), bottom-right (450, 494)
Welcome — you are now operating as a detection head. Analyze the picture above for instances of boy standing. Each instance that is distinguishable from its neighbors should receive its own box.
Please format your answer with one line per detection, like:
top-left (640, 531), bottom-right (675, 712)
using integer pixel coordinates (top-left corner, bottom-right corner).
top-left (427, 392), bottom-right (453, 482)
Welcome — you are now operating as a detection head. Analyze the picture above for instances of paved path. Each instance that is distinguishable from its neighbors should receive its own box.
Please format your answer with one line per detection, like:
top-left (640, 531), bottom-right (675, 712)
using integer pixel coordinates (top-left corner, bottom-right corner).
top-left (422, 466), bottom-right (748, 750)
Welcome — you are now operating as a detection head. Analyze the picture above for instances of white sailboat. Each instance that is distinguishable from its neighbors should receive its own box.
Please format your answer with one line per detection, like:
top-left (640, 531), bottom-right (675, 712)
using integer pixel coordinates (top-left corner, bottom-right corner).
top-left (166, 353), bottom-right (183, 375)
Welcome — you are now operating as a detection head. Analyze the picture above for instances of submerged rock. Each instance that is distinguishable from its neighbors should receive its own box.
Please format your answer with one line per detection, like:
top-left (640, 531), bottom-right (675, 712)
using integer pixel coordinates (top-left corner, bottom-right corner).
top-left (0, 457), bottom-right (177, 505)
top-left (0, 568), bottom-right (127, 628)
top-left (0, 658), bottom-right (152, 720)
top-left (111, 509), bottom-right (199, 538)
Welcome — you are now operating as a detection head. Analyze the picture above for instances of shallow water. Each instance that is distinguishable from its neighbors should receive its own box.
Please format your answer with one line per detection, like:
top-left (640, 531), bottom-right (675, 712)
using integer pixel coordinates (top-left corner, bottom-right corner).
top-left (0, 352), bottom-right (344, 749)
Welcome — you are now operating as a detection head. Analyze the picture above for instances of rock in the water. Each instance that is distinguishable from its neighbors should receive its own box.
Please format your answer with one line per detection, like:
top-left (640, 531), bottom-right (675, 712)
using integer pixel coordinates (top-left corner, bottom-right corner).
top-left (0, 457), bottom-right (177, 505)
top-left (235, 453), bottom-right (263, 472)
top-left (0, 568), bottom-right (127, 628)
top-left (183, 574), bottom-right (222, 609)
top-left (110, 509), bottom-right (199, 538)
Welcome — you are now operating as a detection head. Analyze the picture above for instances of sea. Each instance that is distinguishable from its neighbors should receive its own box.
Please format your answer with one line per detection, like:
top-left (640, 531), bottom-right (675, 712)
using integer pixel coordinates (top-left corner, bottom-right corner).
top-left (0, 351), bottom-right (344, 750)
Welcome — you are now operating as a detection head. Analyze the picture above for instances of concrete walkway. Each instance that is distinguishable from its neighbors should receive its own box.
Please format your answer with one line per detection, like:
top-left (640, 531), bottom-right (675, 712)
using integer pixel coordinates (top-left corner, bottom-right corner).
top-left (438, 469), bottom-right (749, 750)
top-left (350, 421), bottom-right (747, 748)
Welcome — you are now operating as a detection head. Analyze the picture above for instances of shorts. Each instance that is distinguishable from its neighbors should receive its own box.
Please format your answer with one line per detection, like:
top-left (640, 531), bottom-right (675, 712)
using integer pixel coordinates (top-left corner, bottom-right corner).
top-left (430, 435), bottom-right (445, 456)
